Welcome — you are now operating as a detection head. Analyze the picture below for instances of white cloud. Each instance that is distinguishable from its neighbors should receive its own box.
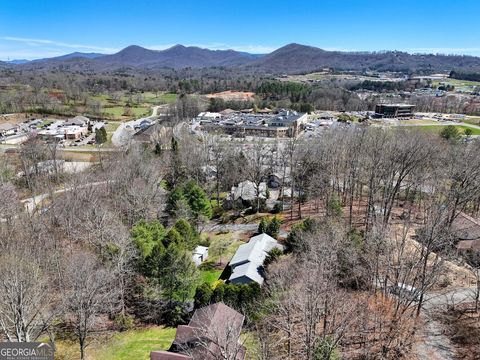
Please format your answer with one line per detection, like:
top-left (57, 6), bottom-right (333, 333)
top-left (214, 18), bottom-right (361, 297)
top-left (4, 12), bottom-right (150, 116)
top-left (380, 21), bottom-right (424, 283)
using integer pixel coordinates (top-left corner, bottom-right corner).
top-left (1, 36), bottom-right (119, 53)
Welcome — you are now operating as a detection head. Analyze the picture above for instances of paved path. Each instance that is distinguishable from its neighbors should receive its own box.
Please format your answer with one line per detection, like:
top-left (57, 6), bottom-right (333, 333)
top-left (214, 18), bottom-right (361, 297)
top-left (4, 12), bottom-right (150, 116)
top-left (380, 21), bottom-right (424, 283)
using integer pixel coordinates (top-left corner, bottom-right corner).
top-left (20, 180), bottom-right (109, 213)
top-left (111, 105), bottom-right (164, 147)
top-left (414, 286), bottom-right (477, 359)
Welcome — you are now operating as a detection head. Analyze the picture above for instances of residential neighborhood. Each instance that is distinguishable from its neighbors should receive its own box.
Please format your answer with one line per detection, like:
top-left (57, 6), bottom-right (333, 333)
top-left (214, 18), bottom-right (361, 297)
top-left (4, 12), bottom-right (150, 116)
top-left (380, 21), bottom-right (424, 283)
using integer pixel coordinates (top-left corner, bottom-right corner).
top-left (2, 1), bottom-right (480, 360)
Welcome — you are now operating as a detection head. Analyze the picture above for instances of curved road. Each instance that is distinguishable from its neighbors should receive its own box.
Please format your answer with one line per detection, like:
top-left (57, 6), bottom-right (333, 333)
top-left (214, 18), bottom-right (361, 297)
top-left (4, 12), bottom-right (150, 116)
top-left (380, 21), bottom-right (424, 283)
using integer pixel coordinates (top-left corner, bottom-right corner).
top-left (111, 105), bottom-right (164, 147)
top-left (21, 181), bottom-right (110, 213)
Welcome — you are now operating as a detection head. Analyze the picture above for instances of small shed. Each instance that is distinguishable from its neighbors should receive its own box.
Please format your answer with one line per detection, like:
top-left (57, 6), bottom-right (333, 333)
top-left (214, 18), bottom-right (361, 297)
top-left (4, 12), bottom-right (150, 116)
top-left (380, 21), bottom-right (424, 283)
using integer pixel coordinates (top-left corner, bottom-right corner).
top-left (192, 246), bottom-right (209, 266)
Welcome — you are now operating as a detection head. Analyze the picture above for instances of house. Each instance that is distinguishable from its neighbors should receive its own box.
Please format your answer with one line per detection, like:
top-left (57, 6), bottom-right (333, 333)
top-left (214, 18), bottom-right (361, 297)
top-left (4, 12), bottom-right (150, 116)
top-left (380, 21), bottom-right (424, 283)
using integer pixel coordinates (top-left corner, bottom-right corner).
top-left (230, 180), bottom-right (267, 203)
top-left (133, 124), bottom-right (167, 144)
top-left (64, 125), bottom-right (88, 140)
top-left (65, 115), bottom-right (89, 127)
top-left (228, 233), bottom-right (283, 285)
top-left (219, 108), bottom-right (237, 116)
top-left (151, 302), bottom-right (245, 360)
top-left (267, 172), bottom-right (291, 189)
top-left (197, 112), bottom-right (222, 122)
top-left (453, 213), bottom-right (480, 253)
top-left (192, 246), bottom-right (209, 266)
top-left (0, 123), bottom-right (18, 137)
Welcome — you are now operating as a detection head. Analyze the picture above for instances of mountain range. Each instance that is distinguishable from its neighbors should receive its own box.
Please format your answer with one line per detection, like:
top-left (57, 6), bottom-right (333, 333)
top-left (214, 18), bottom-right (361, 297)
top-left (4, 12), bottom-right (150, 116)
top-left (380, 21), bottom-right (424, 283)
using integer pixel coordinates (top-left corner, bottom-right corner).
top-left (4, 43), bottom-right (480, 74)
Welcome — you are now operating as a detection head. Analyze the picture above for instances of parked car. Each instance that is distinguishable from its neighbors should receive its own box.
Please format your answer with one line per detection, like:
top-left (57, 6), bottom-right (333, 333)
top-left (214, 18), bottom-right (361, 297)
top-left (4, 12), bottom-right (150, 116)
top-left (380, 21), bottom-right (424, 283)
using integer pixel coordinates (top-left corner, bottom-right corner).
top-left (388, 283), bottom-right (419, 301)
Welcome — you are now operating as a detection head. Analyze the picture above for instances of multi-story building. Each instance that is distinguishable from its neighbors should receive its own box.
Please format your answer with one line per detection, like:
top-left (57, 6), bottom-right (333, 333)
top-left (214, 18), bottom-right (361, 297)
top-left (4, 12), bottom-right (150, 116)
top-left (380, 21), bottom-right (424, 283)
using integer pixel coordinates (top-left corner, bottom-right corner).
top-left (374, 104), bottom-right (415, 118)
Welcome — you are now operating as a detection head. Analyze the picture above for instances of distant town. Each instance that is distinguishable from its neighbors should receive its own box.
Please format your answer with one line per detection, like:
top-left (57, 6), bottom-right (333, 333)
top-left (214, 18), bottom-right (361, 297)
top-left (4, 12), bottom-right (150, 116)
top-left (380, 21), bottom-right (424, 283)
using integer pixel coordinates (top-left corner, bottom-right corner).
top-left (2, 4), bottom-right (480, 358)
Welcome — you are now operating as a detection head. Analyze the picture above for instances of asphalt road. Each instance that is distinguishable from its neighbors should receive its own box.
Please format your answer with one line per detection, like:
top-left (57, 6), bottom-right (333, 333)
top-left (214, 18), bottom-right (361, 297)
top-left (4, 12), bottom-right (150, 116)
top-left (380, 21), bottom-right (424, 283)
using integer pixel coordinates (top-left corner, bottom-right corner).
top-left (111, 105), bottom-right (164, 147)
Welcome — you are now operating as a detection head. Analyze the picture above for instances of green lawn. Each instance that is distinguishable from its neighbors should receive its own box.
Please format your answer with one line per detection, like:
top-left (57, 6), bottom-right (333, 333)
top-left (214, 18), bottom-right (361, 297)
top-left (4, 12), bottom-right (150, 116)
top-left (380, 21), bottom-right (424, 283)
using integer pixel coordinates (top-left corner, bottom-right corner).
top-left (433, 78), bottom-right (480, 88)
top-left (102, 106), bottom-right (150, 119)
top-left (403, 124), bottom-right (480, 135)
top-left (50, 327), bottom-right (175, 360)
top-left (92, 327), bottom-right (176, 360)
top-left (104, 121), bottom-right (122, 132)
top-left (203, 232), bottom-right (244, 265)
top-left (199, 267), bottom-right (222, 285)
top-left (142, 92), bottom-right (178, 105)
top-left (463, 117), bottom-right (480, 126)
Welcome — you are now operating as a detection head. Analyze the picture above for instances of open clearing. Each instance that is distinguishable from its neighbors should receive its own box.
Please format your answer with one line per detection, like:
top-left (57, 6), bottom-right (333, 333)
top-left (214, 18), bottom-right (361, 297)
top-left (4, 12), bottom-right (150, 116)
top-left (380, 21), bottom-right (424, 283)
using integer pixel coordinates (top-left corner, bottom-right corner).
top-left (402, 124), bottom-right (480, 135)
top-left (53, 327), bottom-right (175, 360)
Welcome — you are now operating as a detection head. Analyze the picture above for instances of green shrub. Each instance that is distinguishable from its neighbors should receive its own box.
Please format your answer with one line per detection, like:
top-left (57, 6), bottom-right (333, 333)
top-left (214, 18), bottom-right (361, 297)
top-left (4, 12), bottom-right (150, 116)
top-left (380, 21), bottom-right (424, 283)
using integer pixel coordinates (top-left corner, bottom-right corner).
top-left (271, 202), bottom-right (283, 214)
top-left (113, 313), bottom-right (135, 332)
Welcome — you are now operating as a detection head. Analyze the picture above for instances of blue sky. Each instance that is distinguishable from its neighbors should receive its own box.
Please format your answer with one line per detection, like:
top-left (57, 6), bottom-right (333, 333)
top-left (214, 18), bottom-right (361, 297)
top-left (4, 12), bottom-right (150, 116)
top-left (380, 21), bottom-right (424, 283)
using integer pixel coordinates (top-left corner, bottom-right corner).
top-left (1, 0), bottom-right (480, 60)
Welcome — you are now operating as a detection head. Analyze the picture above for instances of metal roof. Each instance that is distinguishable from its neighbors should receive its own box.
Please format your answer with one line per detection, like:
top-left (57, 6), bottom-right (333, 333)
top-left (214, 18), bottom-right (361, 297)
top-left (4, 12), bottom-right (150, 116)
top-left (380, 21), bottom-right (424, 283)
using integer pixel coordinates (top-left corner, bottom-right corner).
top-left (229, 262), bottom-right (264, 285)
top-left (228, 233), bottom-right (283, 285)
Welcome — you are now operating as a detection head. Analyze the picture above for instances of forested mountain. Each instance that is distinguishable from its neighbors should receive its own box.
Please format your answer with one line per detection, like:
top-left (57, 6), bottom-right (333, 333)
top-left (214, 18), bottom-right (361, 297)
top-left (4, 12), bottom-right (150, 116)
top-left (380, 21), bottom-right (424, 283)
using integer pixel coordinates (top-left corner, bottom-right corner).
top-left (8, 43), bottom-right (480, 74)
top-left (38, 51), bottom-right (105, 61)
top-left (245, 43), bottom-right (480, 73)
top-left (15, 45), bottom-right (259, 71)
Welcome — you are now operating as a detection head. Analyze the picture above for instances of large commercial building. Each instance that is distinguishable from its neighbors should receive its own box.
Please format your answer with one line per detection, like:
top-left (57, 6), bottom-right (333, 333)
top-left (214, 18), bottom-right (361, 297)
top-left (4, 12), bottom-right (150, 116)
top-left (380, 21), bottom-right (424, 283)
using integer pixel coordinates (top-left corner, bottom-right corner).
top-left (197, 110), bottom-right (308, 138)
top-left (374, 104), bottom-right (415, 118)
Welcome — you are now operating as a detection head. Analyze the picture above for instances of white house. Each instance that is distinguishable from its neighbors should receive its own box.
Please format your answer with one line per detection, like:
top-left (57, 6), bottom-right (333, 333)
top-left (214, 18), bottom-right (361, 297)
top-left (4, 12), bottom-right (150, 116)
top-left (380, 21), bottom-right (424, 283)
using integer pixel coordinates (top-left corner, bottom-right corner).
top-left (192, 246), bottom-right (209, 266)
top-left (228, 233), bottom-right (283, 285)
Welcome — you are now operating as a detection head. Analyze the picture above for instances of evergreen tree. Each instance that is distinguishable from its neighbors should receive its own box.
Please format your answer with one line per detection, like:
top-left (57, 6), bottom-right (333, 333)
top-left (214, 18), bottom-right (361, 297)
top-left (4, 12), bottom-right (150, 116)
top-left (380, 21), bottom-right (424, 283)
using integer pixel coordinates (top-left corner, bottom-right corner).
top-left (440, 125), bottom-right (460, 142)
top-left (183, 181), bottom-right (213, 220)
top-left (258, 217), bottom-right (268, 234)
top-left (266, 216), bottom-right (281, 238)
top-left (158, 243), bottom-right (198, 304)
top-left (131, 220), bottom-right (167, 276)
top-left (174, 218), bottom-right (198, 250)
top-left (194, 283), bottom-right (213, 308)
top-left (95, 127), bottom-right (108, 144)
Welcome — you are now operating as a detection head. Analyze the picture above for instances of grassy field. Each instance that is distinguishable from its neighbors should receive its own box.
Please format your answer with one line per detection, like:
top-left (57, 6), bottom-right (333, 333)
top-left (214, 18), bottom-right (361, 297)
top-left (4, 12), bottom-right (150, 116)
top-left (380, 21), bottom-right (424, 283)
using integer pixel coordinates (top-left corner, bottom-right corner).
top-left (142, 92), bottom-right (177, 105)
top-left (199, 267), bottom-right (223, 284)
top-left (462, 117), bottom-right (480, 126)
top-left (53, 325), bottom-right (259, 360)
top-left (402, 124), bottom-right (480, 135)
top-left (92, 327), bottom-right (175, 360)
top-left (63, 91), bottom-right (176, 120)
top-left (432, 78), bottom-right (480, 93)
top-left (52, 327), bottom-right (175, 360)
top-left (104, 121), bottom-right (122, 132)
top-left (433, 78), bottom-right (480, 87)
top-left (398, 119), bottom-right (438, 125)
top-left (203, 232), bottom-right (245, 265)
top-left (102, 106), bottom-right (150, 118)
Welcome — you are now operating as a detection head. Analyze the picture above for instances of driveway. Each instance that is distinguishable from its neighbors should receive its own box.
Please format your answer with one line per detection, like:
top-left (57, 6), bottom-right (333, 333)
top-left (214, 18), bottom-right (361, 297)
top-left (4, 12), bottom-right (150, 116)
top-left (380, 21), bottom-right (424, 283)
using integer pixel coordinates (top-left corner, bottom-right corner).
top-left (414, 286), bottom-right (477, 359)
top-left (111, 105), bottom-right (165, 147)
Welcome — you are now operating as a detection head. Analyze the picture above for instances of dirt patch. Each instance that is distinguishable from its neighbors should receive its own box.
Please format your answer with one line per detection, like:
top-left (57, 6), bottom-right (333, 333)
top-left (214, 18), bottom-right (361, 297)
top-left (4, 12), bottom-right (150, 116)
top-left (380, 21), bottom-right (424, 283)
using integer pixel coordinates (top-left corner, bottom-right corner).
top-left (0, 113), bottom-right (66, 124)
top-left (205, 91), bottom-right (255, 101)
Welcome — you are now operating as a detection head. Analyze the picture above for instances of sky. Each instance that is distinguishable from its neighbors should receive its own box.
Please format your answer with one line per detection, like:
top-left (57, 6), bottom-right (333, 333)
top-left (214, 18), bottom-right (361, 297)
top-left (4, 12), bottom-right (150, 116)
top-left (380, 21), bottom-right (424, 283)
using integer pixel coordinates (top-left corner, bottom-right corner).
top-left (1, 0), bottom-right (480, 60)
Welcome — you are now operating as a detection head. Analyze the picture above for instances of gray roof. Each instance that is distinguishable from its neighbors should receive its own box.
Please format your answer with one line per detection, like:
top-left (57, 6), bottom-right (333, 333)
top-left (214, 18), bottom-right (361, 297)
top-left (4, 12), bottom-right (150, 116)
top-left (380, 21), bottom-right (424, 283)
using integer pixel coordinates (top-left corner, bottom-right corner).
top-left (67, 116), bottom-right (89, 126)
top-left (232, 181), bottom-right (266, 201)
top-left (0, 123), bottom-right (17, 131)
top-left (230, 233), bottom-right (279, 267)
top-left (228, 233), bottom-right (283, 285)
top-left (229, 262), bottom-right (264, 285)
